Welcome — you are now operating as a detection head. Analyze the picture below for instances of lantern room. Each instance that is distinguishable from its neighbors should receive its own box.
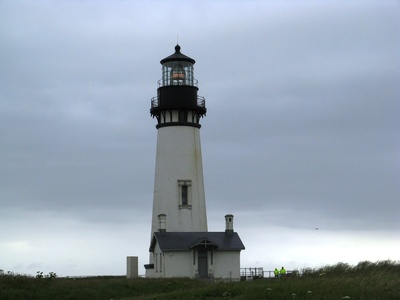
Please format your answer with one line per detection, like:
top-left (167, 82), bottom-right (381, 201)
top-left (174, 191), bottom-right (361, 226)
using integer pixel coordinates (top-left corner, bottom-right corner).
top-left (150, 45), bottom-right (206, 128)
top-left (160, 45), bottom-right (195, 87)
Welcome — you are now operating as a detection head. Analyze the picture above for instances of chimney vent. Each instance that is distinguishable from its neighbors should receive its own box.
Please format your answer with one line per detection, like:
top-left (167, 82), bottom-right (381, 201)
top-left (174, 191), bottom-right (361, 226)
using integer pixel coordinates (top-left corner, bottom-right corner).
top-left (225, 214), bottom-right (234, 235)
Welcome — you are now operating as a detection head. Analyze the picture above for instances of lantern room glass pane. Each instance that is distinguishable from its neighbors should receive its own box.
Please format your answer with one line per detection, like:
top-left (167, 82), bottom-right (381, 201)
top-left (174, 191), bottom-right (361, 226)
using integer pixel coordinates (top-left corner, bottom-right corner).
top-left (162, 61), bottom-right (194, 86)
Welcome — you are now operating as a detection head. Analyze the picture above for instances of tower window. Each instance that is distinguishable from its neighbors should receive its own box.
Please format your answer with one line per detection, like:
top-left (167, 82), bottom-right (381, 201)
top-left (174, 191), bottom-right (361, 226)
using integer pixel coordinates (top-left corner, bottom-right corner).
top-left (181, 185), bottom-right (188, 205)
top-left (178, 180), bottom-right (192, 209)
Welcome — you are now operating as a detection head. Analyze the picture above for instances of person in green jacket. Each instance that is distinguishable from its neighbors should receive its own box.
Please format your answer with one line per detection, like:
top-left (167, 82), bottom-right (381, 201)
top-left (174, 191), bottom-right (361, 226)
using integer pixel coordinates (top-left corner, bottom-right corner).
top-left (274, 268), bottom-right (279, 278)
top-left (280, 266), bottom-right (287, 277)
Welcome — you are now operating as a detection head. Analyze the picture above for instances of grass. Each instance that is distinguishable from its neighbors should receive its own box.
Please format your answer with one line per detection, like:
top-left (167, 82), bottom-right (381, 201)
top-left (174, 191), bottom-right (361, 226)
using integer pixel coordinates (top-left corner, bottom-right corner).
top-left (1, 260), bottom-right (399, 300)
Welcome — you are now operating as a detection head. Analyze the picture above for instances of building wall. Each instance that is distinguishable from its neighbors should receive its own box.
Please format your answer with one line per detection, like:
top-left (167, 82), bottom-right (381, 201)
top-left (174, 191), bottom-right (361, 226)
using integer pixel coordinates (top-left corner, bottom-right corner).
top-left (146, 245), bottom-right (195, 278)
top-left (147, 245), bottom-right (242, 280)
top-left (211, 251), bottom-right (241, 280)
top-left (145, 243), bottom-right (159, 278)
top-left (164, 251), bottom-right (194, 278)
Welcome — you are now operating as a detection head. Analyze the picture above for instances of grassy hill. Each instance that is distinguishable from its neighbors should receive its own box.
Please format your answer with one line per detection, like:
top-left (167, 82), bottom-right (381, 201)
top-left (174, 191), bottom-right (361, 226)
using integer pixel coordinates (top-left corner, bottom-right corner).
top-left (1, 260), bottom-right (399, 299)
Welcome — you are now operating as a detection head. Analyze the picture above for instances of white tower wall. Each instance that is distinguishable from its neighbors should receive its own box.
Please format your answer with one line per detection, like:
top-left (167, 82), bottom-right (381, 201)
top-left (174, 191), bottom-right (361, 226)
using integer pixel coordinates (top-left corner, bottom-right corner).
top-left (151, 124), bottom-right (207, 234)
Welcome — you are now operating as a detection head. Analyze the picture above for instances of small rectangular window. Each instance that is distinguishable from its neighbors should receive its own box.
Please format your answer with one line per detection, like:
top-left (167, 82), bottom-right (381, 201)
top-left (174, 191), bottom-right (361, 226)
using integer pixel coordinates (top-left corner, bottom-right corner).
top-left (181, 185), bottom-right (188, 205)
top-left (160, 254), bottom-right (163, 272)
top-left (178, 180), bottom-right (192, 209)
top-left (155, 253), bottom-right (158, 273)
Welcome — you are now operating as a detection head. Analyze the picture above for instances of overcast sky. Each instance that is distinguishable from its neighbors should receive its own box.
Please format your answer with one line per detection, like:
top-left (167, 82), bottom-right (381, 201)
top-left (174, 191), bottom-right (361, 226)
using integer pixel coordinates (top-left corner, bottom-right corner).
top-left (1, 0), bottom-right (399, 277)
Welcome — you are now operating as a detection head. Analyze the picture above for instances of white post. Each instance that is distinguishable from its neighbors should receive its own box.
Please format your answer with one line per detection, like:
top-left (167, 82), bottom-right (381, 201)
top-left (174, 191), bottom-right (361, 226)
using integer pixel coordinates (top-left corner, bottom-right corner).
top-left (127, 256), bottom-right (138, 278)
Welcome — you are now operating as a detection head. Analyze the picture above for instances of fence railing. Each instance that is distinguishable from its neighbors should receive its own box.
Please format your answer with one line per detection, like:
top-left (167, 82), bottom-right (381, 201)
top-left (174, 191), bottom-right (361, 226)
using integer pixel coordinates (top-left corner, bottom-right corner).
top-left (240, 268), bottom-right (298, 280)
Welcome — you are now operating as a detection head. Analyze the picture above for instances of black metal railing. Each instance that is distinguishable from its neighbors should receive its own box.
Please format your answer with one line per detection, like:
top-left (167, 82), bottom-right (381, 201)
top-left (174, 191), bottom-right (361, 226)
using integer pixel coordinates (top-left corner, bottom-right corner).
top-left (151, 96), bottom-right (205, 109)
top-left (157, 78), bottom-right (199, 88)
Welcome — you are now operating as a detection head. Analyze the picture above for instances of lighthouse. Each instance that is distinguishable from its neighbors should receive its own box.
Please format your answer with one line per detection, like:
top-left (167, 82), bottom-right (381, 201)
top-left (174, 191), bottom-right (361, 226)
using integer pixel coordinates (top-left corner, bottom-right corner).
top-left (145, 45), bottom-right (244, 279)
top-left (149, 44), bottom-right (207, 234)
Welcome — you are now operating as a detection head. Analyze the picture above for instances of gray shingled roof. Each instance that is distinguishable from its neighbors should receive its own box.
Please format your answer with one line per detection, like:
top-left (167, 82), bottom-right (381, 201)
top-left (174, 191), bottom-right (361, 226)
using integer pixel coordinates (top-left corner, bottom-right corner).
top-left (149, 232), bottom-right (245, 252)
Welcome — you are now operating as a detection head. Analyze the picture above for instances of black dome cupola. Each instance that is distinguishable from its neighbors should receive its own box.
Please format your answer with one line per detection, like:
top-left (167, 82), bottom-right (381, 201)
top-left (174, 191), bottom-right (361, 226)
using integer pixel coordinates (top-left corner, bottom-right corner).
top-left (151, 45), bottom-right (206, 128)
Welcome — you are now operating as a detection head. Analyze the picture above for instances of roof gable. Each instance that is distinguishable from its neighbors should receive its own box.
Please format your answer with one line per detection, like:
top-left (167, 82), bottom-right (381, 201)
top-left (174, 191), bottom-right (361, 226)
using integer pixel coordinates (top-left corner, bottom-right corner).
top-left (189, 238), bottom-right (216, 249)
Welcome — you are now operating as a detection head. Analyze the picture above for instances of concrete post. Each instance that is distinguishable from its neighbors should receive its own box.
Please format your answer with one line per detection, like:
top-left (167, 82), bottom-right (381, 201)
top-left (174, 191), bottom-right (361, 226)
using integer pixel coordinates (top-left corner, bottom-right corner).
top-left (127, 256), bottom-right (138, 278)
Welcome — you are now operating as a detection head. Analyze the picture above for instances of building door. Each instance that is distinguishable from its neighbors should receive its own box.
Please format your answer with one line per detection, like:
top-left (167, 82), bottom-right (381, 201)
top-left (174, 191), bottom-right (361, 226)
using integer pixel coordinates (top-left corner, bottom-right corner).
top-left (197, 249), bottom-right (208, 278)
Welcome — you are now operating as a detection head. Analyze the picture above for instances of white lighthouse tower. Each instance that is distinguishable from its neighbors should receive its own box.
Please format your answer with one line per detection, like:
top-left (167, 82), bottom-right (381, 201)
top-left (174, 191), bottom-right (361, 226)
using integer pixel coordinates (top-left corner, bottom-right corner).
top-left (145, 45), bottom-right (244, 279)
top-left (149, 45), bottom-right (208, 234)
